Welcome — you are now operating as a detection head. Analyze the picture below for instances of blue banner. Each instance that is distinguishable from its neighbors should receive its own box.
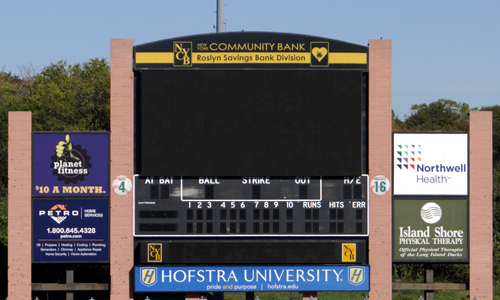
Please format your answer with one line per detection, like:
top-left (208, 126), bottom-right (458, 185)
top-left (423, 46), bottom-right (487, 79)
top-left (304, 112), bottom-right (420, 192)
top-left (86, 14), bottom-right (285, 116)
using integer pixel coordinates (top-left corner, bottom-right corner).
top-left (33, 199), bottom-right (109, 262)
top-left (135, 266), bottom-right (369, 292)
top-left (32, 132), bottom-right (109, 197)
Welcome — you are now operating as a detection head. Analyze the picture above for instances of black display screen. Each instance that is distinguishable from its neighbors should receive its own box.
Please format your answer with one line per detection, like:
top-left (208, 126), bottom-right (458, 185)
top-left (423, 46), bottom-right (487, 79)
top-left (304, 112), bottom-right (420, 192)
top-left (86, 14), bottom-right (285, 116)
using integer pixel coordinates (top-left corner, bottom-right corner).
top-left (136, 70), bottom-right (366, 176)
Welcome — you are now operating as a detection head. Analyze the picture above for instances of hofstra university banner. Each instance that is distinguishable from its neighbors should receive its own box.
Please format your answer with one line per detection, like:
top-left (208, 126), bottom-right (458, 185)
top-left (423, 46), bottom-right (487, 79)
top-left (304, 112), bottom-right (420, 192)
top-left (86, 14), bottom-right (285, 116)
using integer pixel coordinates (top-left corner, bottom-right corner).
top-left (393, 133), bottom-right (468, 196)
top-left (135, 266), bottom-right (369, 292)
top-left (32, 133), bottom-right (110, 197)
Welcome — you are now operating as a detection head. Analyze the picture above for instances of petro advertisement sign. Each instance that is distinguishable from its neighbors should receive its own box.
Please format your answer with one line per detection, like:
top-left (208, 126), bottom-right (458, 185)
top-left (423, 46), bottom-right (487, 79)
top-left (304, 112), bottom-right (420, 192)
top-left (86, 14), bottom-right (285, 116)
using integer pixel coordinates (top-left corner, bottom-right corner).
top-left (393, 199), bottom-right (468, 263)
top-left (32, 132), bottom-right (110, 197)
top-left (33, 199), bottom-right (109, 262)
top-left (393, 133), bottom-right (468, 195)
top-left (135, 265), bottom-right (369, 292)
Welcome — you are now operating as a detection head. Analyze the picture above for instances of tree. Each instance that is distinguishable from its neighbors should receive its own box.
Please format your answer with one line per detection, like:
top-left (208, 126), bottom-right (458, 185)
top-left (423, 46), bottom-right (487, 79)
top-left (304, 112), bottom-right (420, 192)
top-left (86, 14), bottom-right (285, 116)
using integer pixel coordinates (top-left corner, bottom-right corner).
top-left (28, 59), bottom-right (110, 131)
top-left (402, 99), bottom-right (475, 131)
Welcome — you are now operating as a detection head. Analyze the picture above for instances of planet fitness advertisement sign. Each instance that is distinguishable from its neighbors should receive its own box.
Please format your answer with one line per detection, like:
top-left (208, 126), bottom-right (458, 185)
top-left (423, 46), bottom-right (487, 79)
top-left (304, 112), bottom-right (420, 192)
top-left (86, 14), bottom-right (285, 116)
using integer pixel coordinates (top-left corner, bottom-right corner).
top-left (393, 199), bottom-right (468, 263)
top-left (393, 133), bottom-right (468, 195)
top-left (32, 132), bottom-right (110, 197)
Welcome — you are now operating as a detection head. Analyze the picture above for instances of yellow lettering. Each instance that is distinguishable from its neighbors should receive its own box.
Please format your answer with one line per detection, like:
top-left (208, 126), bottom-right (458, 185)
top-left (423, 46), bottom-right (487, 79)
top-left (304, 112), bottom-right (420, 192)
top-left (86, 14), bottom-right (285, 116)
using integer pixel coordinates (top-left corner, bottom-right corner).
top-left (52, 186), bottom-right (60, 193)
top-left (62, 186), bottom-right (104, 193)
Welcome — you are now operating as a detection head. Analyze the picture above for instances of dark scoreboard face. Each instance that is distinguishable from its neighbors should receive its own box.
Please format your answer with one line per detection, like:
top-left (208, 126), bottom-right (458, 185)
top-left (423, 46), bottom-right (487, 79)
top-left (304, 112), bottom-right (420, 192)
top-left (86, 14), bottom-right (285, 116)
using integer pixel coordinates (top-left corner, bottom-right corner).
top-left (136, 70), bottom-right (366, 176)
top-left (134, 175), bottom-right (368, 237)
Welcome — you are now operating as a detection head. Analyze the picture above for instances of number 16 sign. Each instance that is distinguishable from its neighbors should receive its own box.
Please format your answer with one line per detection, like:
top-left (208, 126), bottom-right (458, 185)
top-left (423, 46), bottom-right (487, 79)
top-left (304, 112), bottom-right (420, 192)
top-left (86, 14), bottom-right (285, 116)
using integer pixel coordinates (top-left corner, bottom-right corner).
top-left (370, 175), bottom-right (390, 195)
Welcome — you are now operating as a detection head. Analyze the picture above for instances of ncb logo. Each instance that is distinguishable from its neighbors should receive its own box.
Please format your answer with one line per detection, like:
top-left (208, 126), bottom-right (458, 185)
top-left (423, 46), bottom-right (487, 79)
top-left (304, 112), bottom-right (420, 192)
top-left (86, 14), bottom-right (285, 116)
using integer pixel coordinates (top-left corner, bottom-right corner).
top-left (173, 41), bottom-right (192, 67)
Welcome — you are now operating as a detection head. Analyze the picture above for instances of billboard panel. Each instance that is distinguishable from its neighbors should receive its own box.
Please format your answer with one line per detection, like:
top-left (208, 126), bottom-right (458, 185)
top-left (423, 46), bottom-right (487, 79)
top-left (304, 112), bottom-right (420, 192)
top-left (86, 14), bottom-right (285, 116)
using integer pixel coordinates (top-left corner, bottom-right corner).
top-left (32, 132), bottom-right (110, 197)
top-left (134, 265), bottom-right (369, 292)
top-left (393, 133), bottom-right (468, 196)
top-left (33, 199), bottom-right (109, 262)
top-left (393, 199), bottom-right (468, 263)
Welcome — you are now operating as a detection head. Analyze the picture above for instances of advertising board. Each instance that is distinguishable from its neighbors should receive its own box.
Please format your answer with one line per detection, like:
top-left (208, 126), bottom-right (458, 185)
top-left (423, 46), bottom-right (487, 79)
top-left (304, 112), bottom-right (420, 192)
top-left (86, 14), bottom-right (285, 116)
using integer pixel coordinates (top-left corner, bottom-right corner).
top-left (393, 133), bottom-right (468, 195)
top-left (33, 199), bottom-right (109, 262)
top-left (393, 199), bottom-right (468, 263)
top-left (32, 132), bottom-right (110, 197)
top-left (135, 265), bottom-right (369, 292)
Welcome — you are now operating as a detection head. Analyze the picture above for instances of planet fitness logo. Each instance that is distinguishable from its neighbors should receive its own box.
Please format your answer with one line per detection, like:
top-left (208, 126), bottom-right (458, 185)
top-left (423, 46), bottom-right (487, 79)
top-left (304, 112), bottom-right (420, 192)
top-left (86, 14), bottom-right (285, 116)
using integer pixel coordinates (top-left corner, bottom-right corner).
top-left (420, 202), bottom-right (442, 224)
top-left (395, 144), bottom-right (421, 171)
top-left (50, 134), bottom-right (92, 184)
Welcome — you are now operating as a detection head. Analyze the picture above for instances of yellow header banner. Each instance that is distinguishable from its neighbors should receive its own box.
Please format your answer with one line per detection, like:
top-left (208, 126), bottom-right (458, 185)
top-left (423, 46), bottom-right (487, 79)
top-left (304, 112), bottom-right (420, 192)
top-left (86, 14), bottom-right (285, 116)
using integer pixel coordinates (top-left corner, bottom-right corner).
top-left (136, 52), bottom-right (366, 65)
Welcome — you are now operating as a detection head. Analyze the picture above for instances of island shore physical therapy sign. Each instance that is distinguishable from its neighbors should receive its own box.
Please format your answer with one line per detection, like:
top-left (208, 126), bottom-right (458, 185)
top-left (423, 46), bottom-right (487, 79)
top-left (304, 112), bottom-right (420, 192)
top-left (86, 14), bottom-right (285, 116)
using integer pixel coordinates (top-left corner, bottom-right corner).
top-left (393, 199), bottom-right (468, 262)
top-left (32, 132), bottom-right (110, 262)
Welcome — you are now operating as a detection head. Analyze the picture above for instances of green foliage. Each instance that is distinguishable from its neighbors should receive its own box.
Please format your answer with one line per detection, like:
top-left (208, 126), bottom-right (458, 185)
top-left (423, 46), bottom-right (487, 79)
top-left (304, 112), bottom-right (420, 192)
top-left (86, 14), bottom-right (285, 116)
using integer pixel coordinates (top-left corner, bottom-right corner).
top-left (392, 109), bottom-right (405, 131)
top-left (28, 59), bottom-right (110, 131)
top-left (401, 99), bottom-right (475, 131)
top-left (393, 264), bottom-right (424, 283)
top-left (480, 105), bottom-right (500, 170)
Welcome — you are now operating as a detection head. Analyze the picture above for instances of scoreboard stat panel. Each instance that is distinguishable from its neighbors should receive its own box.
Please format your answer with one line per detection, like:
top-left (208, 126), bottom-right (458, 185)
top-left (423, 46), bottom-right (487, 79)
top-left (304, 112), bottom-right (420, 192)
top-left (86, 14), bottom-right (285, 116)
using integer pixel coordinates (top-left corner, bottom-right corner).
top-left (134, 175), bottom-right (369, 237)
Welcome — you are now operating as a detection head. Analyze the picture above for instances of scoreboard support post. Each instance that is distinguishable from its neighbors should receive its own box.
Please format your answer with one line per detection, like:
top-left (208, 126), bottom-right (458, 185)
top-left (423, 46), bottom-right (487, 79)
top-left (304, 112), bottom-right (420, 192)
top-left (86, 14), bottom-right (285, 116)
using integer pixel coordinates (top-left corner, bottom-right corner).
top-left (367, 39), bottom-right (393, 300)
top-left (110, 39), bottom-right (135, 300)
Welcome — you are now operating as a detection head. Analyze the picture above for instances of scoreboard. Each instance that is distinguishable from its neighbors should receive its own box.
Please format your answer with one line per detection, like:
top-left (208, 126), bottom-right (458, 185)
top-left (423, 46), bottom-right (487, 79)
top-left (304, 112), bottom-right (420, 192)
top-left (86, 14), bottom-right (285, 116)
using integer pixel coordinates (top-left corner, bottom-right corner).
top-left (132, 32), bottom-right (370, 266)
top-left (134, 175), bottom-right (368, 237)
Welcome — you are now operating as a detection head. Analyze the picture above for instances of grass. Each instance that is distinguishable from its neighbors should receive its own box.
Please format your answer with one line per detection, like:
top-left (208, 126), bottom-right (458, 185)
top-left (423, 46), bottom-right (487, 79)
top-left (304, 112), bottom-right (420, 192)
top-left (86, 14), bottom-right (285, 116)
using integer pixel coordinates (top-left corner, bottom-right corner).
top-left (132, 282), bottom-right (500, 300)
top-left (219, 289), bottom-right (497, 300)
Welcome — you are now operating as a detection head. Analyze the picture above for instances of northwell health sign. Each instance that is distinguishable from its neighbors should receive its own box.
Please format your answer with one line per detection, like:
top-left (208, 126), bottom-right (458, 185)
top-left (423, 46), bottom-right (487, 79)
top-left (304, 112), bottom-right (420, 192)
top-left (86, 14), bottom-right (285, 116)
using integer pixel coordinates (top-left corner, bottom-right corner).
top-left (393, 133), bottom-right (468, 196)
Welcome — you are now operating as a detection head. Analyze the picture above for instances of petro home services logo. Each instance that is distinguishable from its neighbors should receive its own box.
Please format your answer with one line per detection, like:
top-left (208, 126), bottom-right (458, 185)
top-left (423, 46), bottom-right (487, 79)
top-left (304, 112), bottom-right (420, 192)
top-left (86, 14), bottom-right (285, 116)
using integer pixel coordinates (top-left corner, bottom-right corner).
top-left (50, 134), bottom-right (92, 184)
top-left (38, 203), bottom-right (79, 224)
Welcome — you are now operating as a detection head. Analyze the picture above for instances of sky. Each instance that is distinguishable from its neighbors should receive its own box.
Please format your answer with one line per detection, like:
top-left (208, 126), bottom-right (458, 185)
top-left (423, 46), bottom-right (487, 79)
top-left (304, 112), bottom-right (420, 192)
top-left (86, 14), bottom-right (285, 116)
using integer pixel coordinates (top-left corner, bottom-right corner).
top-left (1, 0), bottom-right (499, 117)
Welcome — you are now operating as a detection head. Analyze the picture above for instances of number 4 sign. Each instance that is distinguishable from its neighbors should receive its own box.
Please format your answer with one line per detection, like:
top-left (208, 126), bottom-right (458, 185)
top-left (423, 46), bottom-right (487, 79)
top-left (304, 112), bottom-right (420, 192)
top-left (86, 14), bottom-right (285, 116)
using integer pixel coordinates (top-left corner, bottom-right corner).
top-left (370, 175), bottom-right (390, 195)
top-left (112, 175), bottom-right (133, 195)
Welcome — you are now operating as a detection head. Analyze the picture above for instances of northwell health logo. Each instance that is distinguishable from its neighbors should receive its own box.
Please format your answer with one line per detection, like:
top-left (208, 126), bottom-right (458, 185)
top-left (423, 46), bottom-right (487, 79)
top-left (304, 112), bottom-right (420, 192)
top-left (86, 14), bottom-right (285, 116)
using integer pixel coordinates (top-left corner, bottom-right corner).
top-left (395, 144), bottom-right (466, 174)
top-left (395, 144), bottom-right (422, 171)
